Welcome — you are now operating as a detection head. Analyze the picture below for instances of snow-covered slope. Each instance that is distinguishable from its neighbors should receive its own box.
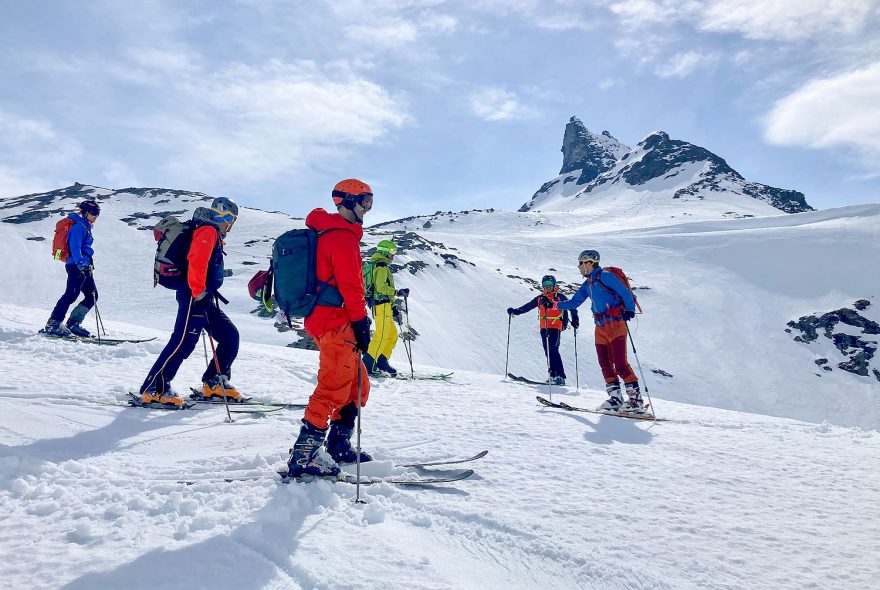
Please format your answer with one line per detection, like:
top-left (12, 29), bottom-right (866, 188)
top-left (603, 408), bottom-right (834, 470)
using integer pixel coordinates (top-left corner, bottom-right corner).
top-left (1, 184), bottom-right (878, 429)
top-left (0, 306), bottom-right (878, 589)
top-left (1, 183), bottom-right (879, 589)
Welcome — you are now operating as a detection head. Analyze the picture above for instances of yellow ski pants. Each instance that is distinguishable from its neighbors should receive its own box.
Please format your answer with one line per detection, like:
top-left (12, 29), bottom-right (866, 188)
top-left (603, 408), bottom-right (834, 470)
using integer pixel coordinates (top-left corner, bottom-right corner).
top-left (367, 302), bottom-right (398, 361)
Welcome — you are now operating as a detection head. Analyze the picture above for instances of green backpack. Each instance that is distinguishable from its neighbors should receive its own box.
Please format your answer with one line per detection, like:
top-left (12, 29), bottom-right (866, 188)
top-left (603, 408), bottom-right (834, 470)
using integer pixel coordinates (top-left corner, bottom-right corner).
top-left (362, 259), bottom-right (387, 305)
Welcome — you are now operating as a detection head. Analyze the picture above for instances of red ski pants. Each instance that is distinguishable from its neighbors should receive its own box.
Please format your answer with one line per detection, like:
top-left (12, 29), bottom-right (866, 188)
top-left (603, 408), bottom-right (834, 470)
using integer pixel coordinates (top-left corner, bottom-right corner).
top-left (594, 320), bottom-right (637, 384)
top-left (304, 323), bottom-right (371, 429)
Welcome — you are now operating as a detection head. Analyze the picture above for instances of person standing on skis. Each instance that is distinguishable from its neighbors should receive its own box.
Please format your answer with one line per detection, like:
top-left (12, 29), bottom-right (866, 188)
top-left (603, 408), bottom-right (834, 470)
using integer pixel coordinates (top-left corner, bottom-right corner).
top-left (44, 200), bottom-right (101, 338)
top-left (507, 275), bottom-right (578, 385)
top-left (138, 197), bottom-right (242, 408)
top-left (551, 250), bottom-right (642, 414)
top-left (362, 239), bottom-right (410, 376)
top-left (286, 179), bottom-right (374, 480)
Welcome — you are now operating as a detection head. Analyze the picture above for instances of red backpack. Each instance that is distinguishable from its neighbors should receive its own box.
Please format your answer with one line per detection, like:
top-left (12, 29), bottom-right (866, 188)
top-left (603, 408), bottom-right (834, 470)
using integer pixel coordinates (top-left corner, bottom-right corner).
top-left (596, 266), bottom-right (643, 314)
top-left (248, 268), bottom-right (275, 312)
top-left (52, 218), bottom-right (76, 261)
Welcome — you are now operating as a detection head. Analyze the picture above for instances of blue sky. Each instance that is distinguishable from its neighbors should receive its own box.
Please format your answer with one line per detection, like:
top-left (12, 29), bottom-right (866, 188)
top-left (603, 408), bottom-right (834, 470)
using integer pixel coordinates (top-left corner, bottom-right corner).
top-left (1, 0), bottom-right (878, 222)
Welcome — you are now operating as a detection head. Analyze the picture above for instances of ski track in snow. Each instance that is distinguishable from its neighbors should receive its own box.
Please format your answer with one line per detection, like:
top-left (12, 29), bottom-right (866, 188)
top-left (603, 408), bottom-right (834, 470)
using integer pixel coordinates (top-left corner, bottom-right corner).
top-left (1, 308), bottom-right (878, 589)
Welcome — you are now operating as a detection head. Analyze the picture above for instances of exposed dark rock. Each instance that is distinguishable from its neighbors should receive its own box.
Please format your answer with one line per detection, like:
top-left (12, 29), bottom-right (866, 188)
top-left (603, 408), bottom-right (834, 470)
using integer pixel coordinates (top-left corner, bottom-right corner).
top-left (422, 221), bottom-right (432, 229)
top-left (854, 299), bottom-right (871, 311)
top-left (241, 261), bottom-right (258, 265)
top-left (26, 236), bottom-right (46, 241)
top-left (788, 302), bottom-right (879, 379)
top-left (651, 368), bottom-right (674, 378)
top-left (559, 117), bottom-right (627, 180)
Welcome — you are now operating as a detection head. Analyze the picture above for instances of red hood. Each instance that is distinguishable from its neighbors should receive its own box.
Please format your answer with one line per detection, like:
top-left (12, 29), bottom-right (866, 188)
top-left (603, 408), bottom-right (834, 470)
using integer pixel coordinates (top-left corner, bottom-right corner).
top-left (305, 208), bottom-right (363, 240)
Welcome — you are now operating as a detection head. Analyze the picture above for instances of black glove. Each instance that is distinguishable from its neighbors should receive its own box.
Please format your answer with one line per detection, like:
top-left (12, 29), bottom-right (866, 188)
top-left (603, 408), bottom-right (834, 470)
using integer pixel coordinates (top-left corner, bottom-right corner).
top-left (571, 317), bottom-right (580, 330)
top-left (392, 306), bottom-right (401, 322)
top-left (351, 317), bottom-right (372, 353)
top-left (622, 309), bottom-right (635, 321)
top-left (507, 307), bottom-right (516, 316)
top-left (539, 296), bottom-right (553, 309)
top-left (397, 288), bottom-right (410, 297)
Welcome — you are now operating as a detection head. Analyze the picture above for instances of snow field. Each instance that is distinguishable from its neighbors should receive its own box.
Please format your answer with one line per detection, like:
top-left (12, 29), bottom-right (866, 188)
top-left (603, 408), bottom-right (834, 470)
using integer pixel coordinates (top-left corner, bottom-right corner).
top-left (1, 305), bottom-right (878, 589)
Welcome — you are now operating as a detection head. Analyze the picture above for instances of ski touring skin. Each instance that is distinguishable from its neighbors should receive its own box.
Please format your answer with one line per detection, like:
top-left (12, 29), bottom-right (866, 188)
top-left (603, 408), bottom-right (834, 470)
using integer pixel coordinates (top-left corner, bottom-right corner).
top-left (176, 468), bottom-right (476, 486)
top-left (39, 330), bottom-right (157, 346)
top-left (536, 396), bottom-right (668, 422)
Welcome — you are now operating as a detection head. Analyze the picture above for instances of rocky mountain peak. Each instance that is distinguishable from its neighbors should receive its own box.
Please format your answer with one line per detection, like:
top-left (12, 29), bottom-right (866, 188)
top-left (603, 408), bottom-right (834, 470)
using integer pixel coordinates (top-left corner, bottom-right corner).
top-left (559, 116), bottom-right (629, 182)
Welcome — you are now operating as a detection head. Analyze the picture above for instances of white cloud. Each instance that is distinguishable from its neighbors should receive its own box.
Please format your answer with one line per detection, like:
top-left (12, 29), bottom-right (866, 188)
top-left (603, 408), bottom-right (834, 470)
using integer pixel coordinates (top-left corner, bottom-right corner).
top-left (764, 61), bottom-right (880, 167)
top-left (0, 111), bottom-right (83, 197)
top-left (469, 87), bottom-right (531, 121)
top-left (606, 0), bottom-right (877, 41)
top-left (344, 19), bottom-right (419, 48)
top-left (654, 50), bottom-right (717, 78)
top-left (698, 0), bottom-right (876, 42)
top-left (130, 60), bottom-right (410, 185)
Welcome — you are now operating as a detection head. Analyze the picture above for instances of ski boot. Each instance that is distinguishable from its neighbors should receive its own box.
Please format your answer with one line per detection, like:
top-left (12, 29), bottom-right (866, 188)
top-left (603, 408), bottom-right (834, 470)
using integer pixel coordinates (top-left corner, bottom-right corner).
top-left (43, 319), bottom-right (74, 338)
top-left (621, 382), bottom-right (645, 415)
top-left (200, 375), bottom-right (245, 402)
top-left (325, 403), bottom-right (372, 464)
top-left (362, 353), bottom-right (379, 375)
top-left (552, 376), bottom-right (566, 386)
top-left (597, 381), bottom-right (623, 412)
top-left (141, 386), bottom-right (186, 409)
top-left (285, 420), bottom-right (340, 480)
top-left (66, 304), bottom-right (91, 338)
top-left (376, 354), bottom-right (398, 377)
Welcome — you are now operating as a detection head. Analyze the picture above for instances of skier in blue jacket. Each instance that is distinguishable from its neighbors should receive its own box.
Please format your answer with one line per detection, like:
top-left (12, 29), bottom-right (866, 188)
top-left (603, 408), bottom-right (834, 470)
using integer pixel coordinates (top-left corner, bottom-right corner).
top-left (44, 200), bottom-right (101, 338)
top-left (548, 249), bottom-right (643, 414)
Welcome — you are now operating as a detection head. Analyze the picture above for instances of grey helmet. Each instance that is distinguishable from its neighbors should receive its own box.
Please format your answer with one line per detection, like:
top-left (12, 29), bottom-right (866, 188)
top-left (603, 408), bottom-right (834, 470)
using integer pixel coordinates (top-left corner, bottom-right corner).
top-left (578, 249), bottom-right (600, 263)
top-left (209, 196), bottom-right (239, 224)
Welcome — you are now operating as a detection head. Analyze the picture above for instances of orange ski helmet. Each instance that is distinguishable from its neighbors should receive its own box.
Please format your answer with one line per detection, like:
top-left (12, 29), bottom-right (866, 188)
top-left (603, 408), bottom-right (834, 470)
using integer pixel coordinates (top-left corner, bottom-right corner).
top-left (332, 179), bottom-right (373, 210)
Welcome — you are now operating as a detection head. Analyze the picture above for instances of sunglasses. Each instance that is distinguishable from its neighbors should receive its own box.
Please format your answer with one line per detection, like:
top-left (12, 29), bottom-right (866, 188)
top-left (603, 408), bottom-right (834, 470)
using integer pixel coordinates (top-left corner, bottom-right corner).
top-left (542, 282), bottom-right (555, 288)
top-left (356, 193), bottom-right (373, 211)
top-left (578, 259), bottom-right (597, 266)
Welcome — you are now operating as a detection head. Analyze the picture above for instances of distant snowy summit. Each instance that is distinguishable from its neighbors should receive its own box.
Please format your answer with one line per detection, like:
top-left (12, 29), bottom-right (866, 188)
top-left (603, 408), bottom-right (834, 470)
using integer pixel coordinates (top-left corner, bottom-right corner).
top-left (520, 117), bottom-right (813, 215)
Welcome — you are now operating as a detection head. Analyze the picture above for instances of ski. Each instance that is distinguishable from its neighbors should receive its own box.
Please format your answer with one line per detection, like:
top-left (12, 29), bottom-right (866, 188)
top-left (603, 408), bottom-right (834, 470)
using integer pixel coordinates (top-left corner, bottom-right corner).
top-left (39, 330), bottom-right (156, 346)
top-left (398, 449), bottom-right (488, 468)
top-left (82, 337), bottom-right (157, 346)
top-left (507, 373), bottom-right (551, 385)
top-left (536, 396), bottom-right (668, 422)
top-left (188, 387), bottom-right (305, 408)
top-left (177, 468), bottom-right (475, 486)
top-left (126, 392), bottom-right (195, 410)
top-left (370, 372), bottom-right (454, 381)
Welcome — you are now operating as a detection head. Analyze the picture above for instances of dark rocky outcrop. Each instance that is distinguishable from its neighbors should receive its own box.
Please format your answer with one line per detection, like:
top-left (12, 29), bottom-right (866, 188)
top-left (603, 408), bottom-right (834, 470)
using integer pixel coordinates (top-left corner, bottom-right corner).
top-left (788, 300), bottom-right (879, 381)
top-left (559, 117), bottom-right (628, 182)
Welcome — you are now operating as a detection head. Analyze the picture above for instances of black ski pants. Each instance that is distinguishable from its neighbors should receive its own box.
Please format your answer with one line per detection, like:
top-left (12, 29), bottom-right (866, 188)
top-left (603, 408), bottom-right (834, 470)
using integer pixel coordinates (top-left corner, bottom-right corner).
top-left (140, 289), bottom-right (239, 394)
top-left (50, 264), bottom-right (97, 323)
top-left (540, 328), bottom-right (566, 379)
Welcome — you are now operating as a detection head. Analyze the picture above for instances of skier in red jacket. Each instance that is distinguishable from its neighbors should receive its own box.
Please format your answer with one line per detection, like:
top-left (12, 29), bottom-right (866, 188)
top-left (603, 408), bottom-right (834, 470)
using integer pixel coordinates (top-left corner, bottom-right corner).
top-left (287, 179), bottom-right (374, 479)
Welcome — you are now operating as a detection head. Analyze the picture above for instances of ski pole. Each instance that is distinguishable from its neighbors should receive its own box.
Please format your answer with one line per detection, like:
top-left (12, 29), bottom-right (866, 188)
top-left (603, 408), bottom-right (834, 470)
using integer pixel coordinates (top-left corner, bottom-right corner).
top-left (542, 329), bottom-right (553, 402)
top-left (202, 331), bottom-right (209, 365)
top-left (574, 327), bottom-right (579, 391)
top-left (624, 321), bottom-right (655, 421)
top-left (403, 296), bottom-right (414, 379)
top-left (205, 310), bottom-right (234, 423)
top-left (394, 308), bottom-right (413, 377)
top-left (504, 314), bottom-right (511, 379)
top-left (354, 361), bottom-right (365, 504)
